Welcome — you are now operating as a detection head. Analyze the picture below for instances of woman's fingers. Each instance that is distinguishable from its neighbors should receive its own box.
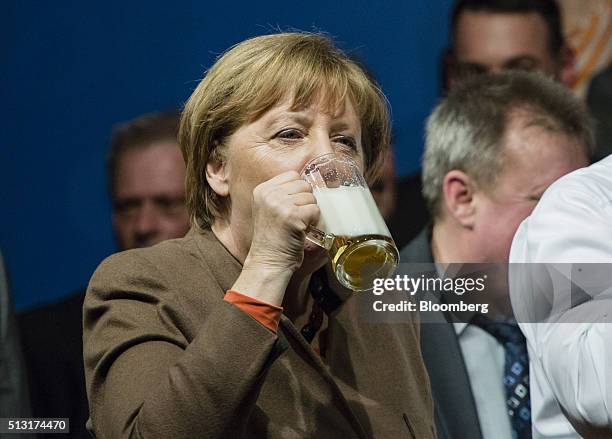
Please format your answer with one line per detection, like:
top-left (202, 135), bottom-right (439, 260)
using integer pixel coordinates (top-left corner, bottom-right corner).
top-left (297, 203), bottom-right (321, 228)
top-left (289, 192), bottom-right (317, 207)
top-left (259, 176), bottom-right (312, 197)
top-left (248, 170), bottom-right (323, 273)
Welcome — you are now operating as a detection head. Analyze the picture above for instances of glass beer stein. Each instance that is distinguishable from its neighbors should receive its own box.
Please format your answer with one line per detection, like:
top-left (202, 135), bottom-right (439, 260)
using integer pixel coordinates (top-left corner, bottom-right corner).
top-left (301, 153), bottom-right (400, 291)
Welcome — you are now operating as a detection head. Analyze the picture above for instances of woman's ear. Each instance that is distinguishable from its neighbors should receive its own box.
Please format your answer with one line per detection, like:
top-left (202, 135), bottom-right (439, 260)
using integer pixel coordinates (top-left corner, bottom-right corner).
top-left (441, 169), bottom-right (477, 228)
top-left (206, 151), bottom-right (229, 197)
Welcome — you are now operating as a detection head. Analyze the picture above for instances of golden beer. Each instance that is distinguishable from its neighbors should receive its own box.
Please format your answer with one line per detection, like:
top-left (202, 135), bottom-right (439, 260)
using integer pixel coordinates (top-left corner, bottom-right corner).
top-left (302, 153), bottom-right (400, 291)
top-left (329, 234), bottom-right (399, 291)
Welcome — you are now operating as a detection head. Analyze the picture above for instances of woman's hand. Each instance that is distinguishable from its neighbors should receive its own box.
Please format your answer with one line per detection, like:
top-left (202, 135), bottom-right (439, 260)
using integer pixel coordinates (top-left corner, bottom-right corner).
top-left (248, 171), bottom-right (320, 271)
top-left (232, 171), bottom-right (321, 305)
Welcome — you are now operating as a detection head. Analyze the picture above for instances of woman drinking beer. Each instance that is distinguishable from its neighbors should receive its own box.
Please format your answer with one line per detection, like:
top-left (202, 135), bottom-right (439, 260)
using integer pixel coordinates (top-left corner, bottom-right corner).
top-left (83, 32), bottom-right (434, 438)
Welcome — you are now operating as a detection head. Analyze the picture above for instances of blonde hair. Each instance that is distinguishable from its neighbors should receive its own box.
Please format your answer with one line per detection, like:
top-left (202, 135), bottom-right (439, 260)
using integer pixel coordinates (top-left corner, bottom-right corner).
top-left (180, 32), bottom-right (391, 231)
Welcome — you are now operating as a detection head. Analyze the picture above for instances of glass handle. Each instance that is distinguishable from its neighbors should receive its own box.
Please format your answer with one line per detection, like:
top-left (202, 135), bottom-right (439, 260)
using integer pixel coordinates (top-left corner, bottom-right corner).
top-left (305, 225), bottom-right (334, 250)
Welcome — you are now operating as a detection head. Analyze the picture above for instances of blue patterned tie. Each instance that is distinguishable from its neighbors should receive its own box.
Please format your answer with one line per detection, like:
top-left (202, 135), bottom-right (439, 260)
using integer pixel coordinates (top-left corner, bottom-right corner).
top-left (471, 315), bottom-right (532, 439)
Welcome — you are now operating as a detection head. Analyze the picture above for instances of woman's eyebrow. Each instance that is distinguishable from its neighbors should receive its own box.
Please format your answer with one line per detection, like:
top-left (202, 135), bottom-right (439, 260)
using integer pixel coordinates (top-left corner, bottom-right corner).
top-left (264, 112), bottom-right (313, 129)
top-left (331, 122), bottom-right (355, 132)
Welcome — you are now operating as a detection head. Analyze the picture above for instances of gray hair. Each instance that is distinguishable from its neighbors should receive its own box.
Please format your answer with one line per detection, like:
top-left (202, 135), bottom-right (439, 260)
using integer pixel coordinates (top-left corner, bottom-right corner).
top-left (422, 71), bottom-right (595, 218)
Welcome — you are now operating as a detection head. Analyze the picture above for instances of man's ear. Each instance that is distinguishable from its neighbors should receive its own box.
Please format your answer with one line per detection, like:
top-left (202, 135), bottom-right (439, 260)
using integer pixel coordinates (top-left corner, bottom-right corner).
top-left (441, 170), bottom-right (477, 228)
top-left (206, 152), bottom-right (229, 197)
top-left (559, 43), bottom-right (576, 88)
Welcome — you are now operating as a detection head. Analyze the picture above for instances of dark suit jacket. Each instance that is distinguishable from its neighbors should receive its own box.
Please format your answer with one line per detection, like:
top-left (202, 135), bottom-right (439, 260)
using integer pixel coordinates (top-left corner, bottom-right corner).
top-left (0, 251), bottom-right (31, 418)
top-left (18, 290), bottom-right (89, 439)
top-left (84, 228), bottom-right (435, 438)
top-left (400, 229), bottom-right (483, 439)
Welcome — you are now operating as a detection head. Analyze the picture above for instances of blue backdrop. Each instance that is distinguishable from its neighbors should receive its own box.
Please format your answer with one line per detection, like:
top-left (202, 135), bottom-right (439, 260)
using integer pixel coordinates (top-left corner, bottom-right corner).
top-left (2, 0), bottom-right (452, 310)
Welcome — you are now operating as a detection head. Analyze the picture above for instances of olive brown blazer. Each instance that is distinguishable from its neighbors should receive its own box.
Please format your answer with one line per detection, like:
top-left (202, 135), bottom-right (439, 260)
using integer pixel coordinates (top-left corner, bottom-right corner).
top-left (84, 228), bottom-right (435, 438)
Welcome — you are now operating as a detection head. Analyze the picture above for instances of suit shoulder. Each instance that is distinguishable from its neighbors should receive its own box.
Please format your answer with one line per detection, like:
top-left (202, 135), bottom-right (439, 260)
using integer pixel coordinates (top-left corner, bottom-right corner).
top-left (93, 236), bottom-right (201, 279)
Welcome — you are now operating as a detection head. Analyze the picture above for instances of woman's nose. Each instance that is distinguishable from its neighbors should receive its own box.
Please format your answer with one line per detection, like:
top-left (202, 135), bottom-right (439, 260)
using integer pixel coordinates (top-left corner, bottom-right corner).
top-left (312, 137), bottom-right (335, 157)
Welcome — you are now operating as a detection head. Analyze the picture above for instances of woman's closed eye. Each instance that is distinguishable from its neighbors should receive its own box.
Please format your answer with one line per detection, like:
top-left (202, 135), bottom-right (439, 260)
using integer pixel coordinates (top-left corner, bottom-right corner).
top-left (272, 129), bottom-right (358, 152)
top-left (275, 128), bottom-right (304, 141)
top-left (333, 135), bottom-right (357, 150)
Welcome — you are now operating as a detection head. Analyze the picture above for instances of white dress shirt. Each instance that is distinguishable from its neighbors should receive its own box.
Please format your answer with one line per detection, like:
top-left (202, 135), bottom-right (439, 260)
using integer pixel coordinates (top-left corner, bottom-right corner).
top-left (454, 322), bottom-right (513, 439)
top-left (510, 155), bottom-right (612, 438)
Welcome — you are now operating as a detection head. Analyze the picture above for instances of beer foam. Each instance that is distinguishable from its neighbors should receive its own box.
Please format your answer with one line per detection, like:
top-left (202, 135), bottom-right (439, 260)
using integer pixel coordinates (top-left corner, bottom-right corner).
top-left (313, 186), bottom-right (391, 237)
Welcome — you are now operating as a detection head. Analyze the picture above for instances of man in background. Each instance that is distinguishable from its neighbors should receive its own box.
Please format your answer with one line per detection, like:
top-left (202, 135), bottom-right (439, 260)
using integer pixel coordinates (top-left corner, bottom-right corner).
top-left (0, 250), bottom-right (30, 417)
top-left (18, 110), bottom-right (190, 438)
top-left (389, 0), bottom-right (574, 248)
top-left (401, 72), bottom-right (593, 438)
top-left (106, 111), bottom-right (190, 249)
top-left (444, 0), bottom-right (572, 87)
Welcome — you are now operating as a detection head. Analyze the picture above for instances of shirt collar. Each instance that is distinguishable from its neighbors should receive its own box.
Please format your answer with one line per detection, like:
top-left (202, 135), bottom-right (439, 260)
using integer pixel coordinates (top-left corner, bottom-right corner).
top-left (454, 321), bottom-right (469, 335)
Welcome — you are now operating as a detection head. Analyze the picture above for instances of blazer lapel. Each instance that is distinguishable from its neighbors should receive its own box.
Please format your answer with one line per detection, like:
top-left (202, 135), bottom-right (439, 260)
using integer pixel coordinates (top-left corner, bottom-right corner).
top-left (401, 228), bottom-right (483, 439)
top-left (420, 320), bottom-right (483, 439)
top-left (278, 316), bottom-right (369, 439)
top-left (192, 228), bottom-right (367, 438)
